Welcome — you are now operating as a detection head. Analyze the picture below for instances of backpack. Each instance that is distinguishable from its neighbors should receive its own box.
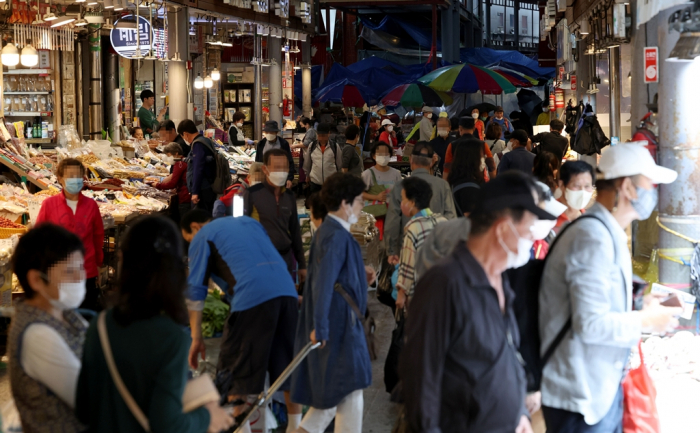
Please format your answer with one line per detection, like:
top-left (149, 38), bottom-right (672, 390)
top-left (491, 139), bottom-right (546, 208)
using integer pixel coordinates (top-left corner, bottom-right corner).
top-left (452, 182), bottom-right (480, 217)
top-left (505, 214), bottom-right (615, 392)
top-left (193, 136), bottom-right (233, 195)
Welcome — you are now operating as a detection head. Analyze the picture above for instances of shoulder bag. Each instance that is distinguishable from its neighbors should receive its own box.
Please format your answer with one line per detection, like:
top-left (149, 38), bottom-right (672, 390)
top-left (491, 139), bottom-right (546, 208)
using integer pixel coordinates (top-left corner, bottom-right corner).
top-left (97, 312), bottom-right (220, 432)
top-left (363, 169), bottom-right (389, 217)
top-left (333, 283), bottom-right (377, 361)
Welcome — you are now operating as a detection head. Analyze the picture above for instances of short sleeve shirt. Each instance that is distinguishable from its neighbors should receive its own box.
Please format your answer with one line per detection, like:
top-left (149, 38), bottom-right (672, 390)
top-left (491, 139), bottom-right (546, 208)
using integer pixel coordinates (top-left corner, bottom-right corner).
top-left (361, 166), bottom-right (402, 191)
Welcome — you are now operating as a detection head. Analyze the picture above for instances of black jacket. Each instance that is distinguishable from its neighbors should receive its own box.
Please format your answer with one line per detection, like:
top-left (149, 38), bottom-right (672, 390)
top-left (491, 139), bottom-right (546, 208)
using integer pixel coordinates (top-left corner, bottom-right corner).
top-left (255, 137), bottom-right (296, 182)
top-left (532, 131), bottom-right (569, 161)
top-left (400, 242), bottom-right (528, 433)
top-left (572, 115), bottom-right (610, 156)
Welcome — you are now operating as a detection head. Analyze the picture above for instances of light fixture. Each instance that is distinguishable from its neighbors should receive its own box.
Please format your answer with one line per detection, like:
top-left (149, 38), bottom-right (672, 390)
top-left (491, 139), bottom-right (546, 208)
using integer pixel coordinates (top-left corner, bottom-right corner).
top-left (74, 18), bottom-right (88, 26)
top-left (211, 68), bottom-right (220, 81)
top-left (76, 0), bottom-right (86, 2)
top-left (20, 43), bottom-right (38, 66)
top-left (194, 73), bottom-right (204, 89)
top-left (667, 32), bottom-right (700, 62)
top-left (113, 0), bottom-right (124, 9)
top-left (43, 12), bottom-right (57, 21)
top-left (103, 0), bottom-right (113, 9)
top-left (293, 65), bottom-right (301, 70)
top-left (51, 14), bottom-right (75, 27)
top-left (204, 75), bottom-right (213, 88)
top-left (580, 19), bottom-right (590, 35)
top-left (115, 16), bottom-right (137, 29)
top-left (1, 43), bottom-right (19, 66)
top-left (86, 0), bottom-right (98, 5)
top-left (189, 24), bottom-right (196, 36)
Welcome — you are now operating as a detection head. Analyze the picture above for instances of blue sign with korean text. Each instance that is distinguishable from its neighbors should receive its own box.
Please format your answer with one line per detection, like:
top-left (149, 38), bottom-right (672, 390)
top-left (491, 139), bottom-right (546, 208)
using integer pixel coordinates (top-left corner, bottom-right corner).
top-left (110, 15), bottom-right (154, 59)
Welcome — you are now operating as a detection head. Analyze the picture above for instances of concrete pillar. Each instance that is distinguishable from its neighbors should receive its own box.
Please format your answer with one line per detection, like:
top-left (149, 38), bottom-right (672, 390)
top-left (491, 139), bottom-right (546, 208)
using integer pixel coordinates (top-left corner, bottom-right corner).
top-left (656, 7), bottom-right (700, 288)
top-left (254, 34), bottom-right (263, 140)
top-left (608, 46), bottom-right (622, 141)
top-left (268, 37), bottom-right (283, 127)
top-left (342, 11), bottom-right (358, 66)
top-left (441, 2), bottom-right (460, 63)
top-left (302, 40), bottom-right (312, 118)
top-left (167, 6), bottom-right (189, 125)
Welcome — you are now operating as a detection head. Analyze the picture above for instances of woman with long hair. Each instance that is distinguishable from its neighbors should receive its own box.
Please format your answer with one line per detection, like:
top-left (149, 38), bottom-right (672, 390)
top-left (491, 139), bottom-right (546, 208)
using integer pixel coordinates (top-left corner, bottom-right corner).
top-left (77, 216), bottom-right (232, 433)
top-left (485, 123), bottom-right (506, 167)
top-left (533, 151), bottom-right (560, 192)
top-left (447, 141), bottom-right (485, 216)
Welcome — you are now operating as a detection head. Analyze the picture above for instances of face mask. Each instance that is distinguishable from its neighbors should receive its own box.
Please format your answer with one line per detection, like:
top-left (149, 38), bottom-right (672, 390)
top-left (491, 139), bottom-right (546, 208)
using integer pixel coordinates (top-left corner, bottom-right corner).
top-left (386, 126), bottom-right (393, 132)
top-left (425, 113), bottom-right (432, 119)
top-left (480, 116), bottom-right (487, 121)
top-left (531, 219), bottom-right (557, 240)
top-left (236, 122), bottom-right (244, 128)
top-left (264, 133), bottom-right (277, 142)
top-left (498, 220), bottom-right (534, 269)
top-left (268, 171), bottom-right (288, 187)
top-left (472, 113), bottom-right (479, 119)
top-left (565, 188), bottom-right (593, 210)
top-left (64, 178), bottom-right (83, 195)
top-left (48, 280), bottom-right (86, 310)
top-left (376, 155), bottom-right (390, 167)
top-left (437, 128), bottom-right (449, 138)
top-left (400, 201), bottom-right (414, 217)
top-left (346, 203), bottom-right (359, 225)
top-left (631, 186), bottom-right (658, 220)
top-left (480, 157), bottom-right (486, 171)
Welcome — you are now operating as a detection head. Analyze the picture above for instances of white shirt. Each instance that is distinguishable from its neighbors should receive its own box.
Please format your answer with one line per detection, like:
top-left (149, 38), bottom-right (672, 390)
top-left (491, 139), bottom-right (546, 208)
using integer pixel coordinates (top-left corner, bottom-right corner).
top-left (66, 199), bottom-right (78, 214)
top-left (328, 214), bottom-right (352, 232)
top-left (20, 323), bottom-right (82, 408)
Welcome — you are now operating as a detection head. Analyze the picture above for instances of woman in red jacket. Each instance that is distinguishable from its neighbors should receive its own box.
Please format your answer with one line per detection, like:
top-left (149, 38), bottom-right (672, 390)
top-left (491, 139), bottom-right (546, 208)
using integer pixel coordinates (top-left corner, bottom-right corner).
top-left (153, 142), bottom-right (191, 223)
top-left (378, 119), bottom-right (398, 148)
top-left (35, 158), bottom-right (104, 311)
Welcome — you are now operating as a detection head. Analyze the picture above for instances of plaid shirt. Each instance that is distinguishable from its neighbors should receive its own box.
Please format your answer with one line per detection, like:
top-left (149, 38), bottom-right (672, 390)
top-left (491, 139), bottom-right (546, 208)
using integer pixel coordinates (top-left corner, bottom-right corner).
top-left (396, 209), bottom-right (447, 298)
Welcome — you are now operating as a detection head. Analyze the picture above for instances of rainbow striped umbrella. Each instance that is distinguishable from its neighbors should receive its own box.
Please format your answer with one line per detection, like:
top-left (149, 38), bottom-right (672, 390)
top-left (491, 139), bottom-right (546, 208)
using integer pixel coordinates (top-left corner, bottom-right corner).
top-left (381, 83), bottom-right (453, 108)
top-left (419, 63), bottom-right (517, 95)
top-left (490, 66), bottom-right (539, 86)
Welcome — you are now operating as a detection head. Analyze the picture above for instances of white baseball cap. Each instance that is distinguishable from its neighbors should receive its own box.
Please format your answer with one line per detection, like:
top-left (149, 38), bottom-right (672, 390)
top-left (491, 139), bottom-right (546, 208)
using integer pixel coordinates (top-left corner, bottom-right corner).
top-left (421, 106), bottom-right (434, 113)
top-left (535, 181), bottom-right (567, 217)
top-left (381, 119), bottom-right (394, 126)
top-left (598, 142), bottom-right (677, 184)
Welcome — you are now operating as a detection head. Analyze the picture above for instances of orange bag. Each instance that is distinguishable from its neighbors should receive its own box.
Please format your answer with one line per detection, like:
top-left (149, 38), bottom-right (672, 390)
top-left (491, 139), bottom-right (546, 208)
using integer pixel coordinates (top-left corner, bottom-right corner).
top-left (623, 341), bottom-right (660, 433)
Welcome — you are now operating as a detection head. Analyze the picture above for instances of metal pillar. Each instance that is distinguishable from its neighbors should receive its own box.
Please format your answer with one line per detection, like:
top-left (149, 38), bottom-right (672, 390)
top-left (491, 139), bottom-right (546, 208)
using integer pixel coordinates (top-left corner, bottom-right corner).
top-left (656, 8), bottom-right (700, 287)
top-left (269, 37), bottom-right (282, 126)
top-left (88, 25), bottom-right (103, 140)
top-left (608, 46), bottom-right (621, 141)
top-left (431, 5), bottom-right (438, 70)
top-left (441, 1), bottom-right (460, 63)
top-left (104, 49), bottom-right (119, 141)
top-left (485, 0), bottom-right (491, 47)
top-left (254, 34), bottom-right (263, 140)
top-left (302, 40), bottom-right (312, 118)
top-left (168, 6), bottom-right (189, 125)
top-left (514, 0), bottom-right (520, 49)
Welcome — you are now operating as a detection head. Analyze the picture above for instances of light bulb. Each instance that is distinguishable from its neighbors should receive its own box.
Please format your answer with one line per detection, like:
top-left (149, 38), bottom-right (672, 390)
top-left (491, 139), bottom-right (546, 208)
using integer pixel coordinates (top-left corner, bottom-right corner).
top-left (211, 68), bottom-right (220, 81)
top-left (1, 43), bottom-right (19, 67)
top-left (204, 75), bottom-right (213, 88)
top-left (20, 44), bottom-right (38, 67)
top-left (194, 74), bottom-right (204, 89)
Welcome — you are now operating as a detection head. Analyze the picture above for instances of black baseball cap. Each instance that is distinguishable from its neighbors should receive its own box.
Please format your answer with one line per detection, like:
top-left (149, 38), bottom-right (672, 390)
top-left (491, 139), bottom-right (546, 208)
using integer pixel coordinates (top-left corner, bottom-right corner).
top-left (412, 141), bottom-right (434, 158)
top-left (509, 129), bottom-right (529, 144)
top-left (472, 171), bottom-right (556, 220)
top-left (459, 117), bottom-right (476, 129)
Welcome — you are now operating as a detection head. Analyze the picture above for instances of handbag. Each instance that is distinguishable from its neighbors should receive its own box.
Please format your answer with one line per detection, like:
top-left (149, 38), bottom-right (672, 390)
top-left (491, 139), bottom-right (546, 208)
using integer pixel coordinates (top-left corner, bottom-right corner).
top-left (333, 283), bottom-right (377, 361)
top-left (376, 255), bottom-right (397, 309)
top-left (97, 312), bottom-right (220, 432)
top-left (622, 341), bottom-right (660, 433)
top-left (363, 169), bottom-right (388, 217)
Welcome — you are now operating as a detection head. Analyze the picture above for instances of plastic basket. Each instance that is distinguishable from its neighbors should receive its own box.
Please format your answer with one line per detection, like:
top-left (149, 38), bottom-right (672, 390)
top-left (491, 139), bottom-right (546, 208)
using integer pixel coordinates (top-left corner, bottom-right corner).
top-left (0, 226), bottom-right (27, 239)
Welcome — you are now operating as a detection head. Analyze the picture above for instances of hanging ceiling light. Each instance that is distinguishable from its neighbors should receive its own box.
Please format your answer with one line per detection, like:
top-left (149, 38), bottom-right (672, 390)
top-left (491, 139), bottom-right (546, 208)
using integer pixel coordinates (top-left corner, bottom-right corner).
top-left (74, 18), bottom-right (88, 26)
top-left (51, 14), bottom-right (75, 27)
top-left (113, 0), bottom-right (124, 10)
top-left (1, 43), bottom-right (19, 67)
top-left (211, 68), bottom-right (220, 81)
top-left (189, 24), bottom-right (196, 36)
top-left (75, 0), bottom-right (86, 3)
top-left (194, 73), bottom-right (204, 89)
top-left (20, 43), bottom-right (38, 66)
top-left (580, 19), bottom-right (590, 35)
top-left (204, 75), bottom-right (213, 88)
top-left (103, 0), bottom-right (113, 9)
top-left (43, 11), bottom-right (57, 21)
top-left (115, 15), bottom-right (137, 29)
top-left (86, 0), bottom-right (98, 5)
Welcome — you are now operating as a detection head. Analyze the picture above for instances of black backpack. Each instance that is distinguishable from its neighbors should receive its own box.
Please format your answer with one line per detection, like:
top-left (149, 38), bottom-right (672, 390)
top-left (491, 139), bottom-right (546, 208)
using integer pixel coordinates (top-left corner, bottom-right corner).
top-left (452, 182), bottom-right (480, 217)
top-left (193, 136), bottom-right (233, 195)
top-left (506, 214), bottom-right (614, 392)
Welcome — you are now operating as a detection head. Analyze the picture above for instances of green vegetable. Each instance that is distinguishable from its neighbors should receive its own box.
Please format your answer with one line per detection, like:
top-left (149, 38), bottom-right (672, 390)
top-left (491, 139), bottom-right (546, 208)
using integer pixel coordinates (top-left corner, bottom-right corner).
top-left (201, 293), bottom-right (229, 338)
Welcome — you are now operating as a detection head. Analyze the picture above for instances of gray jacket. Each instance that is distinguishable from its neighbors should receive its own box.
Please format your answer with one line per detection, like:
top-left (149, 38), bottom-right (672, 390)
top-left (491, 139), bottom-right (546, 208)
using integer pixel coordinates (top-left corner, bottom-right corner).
top-left (303, 140), bottom-right (343, 185)
top-left (539, 202), bottom-right (640, 425)
top-left (385, 168), bottom-right (456, 256)
top-left (415, 218), bottom-right (470, 280)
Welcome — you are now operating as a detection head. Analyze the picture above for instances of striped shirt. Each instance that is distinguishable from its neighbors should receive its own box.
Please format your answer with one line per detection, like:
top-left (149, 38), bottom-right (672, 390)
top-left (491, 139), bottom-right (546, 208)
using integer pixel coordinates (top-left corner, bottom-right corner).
top-left (396, 209), bottom-right (447, 298)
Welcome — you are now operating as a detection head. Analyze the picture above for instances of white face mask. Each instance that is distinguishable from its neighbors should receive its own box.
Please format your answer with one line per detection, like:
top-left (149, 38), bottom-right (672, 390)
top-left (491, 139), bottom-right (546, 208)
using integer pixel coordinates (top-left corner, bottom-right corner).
top-left (480, 157), bottom-right (486, 171)
top-left (386, 126), bottom-right (393, 132)
top-left (346, 203), bottom-right (359, 225)
top-left (268, 171), bottom-right (288, 187)
top-left (565, 188), bottom-right (593, 210)
top-left (376, 155), bottom-right (391, 166)
top-left (437, 128), bottom-right (449, 137)
top-left (531, 219), bottom-right (557, 240)
top-left (498, 220), bottom-right (534, 269)
top-left (425, 113), bottom-right (432, 119)
top-left (236, 122), bottom-right (244, 128)
top-left (264, 133), bottom-right (277, 142)
top-left (48, 280), bottom-right (87, 310)
top-left (472, 113), bottom-right (479, 119)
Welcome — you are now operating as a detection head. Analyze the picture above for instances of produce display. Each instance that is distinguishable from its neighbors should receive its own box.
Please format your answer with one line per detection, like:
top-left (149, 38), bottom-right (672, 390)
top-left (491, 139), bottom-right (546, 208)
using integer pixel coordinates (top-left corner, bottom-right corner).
top-left (0, 216), bottom-right (24, 229)
top-left (201, 292), bottom-right (229, 338)
top-left (640, 332), bottom-right (700, 382)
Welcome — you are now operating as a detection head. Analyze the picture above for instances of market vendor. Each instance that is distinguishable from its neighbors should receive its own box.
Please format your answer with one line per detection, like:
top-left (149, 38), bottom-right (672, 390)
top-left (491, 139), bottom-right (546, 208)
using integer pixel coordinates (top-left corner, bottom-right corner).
top-left (130, 126), bottom-right (144, 140)
top-left (35, 158), bottom-right (104, 311)
top-left (159, 120), bottom-right (191, 157)
top-left (153, 142), bottom-right (191, 224)
top-left (228, 112), bottom-right (254, 149)
top-left (138, 89), bottom-right (167, 137)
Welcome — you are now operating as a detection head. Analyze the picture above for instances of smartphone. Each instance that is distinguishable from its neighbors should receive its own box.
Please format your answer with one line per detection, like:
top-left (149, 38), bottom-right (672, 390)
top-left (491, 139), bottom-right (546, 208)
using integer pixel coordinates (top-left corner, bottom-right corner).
top-left (232, 195), bottom-right (244, 217)
top-left (660, 294), bottom-right (683, 308)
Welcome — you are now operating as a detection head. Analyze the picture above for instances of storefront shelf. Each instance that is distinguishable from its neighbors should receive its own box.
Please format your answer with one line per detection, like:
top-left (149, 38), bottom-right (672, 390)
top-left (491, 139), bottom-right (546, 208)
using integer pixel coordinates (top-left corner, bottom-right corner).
top-left (25, 138), bottom-right (53, 144)
top-left (4, 112), bottom-right (52, 116)
top-left (4, 69), bottom-right (51, 75)
top-left (3, 91), bottom-right (52, 95)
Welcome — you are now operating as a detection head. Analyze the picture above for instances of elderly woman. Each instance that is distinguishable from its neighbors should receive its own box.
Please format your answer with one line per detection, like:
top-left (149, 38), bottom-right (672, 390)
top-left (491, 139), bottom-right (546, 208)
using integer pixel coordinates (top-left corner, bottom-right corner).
top-left (291, 172), bottom-right (376, 433)
top-left (8, 224), bottom-right (88, 432)
top-left (153, 142), bottom-right (191, 223)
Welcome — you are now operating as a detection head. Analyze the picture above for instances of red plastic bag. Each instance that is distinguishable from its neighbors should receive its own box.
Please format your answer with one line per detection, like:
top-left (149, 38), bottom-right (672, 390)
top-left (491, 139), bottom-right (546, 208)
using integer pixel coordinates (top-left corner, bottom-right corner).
top-left (623, 340), bottom-right (660, 433)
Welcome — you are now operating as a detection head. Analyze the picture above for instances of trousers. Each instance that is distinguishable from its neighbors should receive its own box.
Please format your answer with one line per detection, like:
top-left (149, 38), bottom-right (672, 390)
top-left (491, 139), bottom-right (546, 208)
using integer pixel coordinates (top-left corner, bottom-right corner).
top-left (299, 389), bottom-right (363, 433)
top-left (542, 385), bottom-right (623, 433)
